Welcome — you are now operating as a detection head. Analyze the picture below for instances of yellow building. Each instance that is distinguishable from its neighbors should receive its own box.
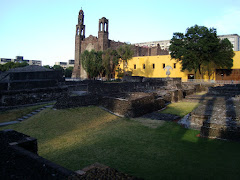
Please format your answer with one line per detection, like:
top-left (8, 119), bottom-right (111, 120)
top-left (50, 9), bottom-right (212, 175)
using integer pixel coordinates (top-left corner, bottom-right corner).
top-left (117, 51), bottom-right (240, 81)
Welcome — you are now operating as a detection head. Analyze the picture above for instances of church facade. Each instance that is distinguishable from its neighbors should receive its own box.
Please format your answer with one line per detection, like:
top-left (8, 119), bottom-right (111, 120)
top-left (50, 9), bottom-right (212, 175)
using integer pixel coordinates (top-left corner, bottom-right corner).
top-left (72, 9), bottom-right (169, 79)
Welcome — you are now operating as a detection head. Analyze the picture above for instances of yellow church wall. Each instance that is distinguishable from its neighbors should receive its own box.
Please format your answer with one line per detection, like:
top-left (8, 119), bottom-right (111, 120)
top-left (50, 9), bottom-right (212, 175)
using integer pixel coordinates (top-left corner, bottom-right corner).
top-left (232, 51), bottom-right (240, 69)
top-left (121, 55), bottom-right (193, 81)
top-left (116, 51), bottom-right (240, 81)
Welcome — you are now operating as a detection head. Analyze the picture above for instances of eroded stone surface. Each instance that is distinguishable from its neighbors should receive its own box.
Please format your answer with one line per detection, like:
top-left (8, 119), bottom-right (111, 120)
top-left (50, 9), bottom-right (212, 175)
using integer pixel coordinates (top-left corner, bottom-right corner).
top-left (179, 85), bottom-right (240, 141)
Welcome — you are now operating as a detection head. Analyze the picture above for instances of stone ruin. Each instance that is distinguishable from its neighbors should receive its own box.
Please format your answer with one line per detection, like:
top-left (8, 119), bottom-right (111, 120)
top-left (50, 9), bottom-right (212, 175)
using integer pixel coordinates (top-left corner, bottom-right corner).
top-left (179, 84), bottom-right (240, 141)
top-left (3, 79), bottom-right (239, 178)
top-left (55, 77), bottom-right (209, 118)
top-left (62, 78), bottom-right (240, 142)
top-left (0, 65), bottom-right (67, 109)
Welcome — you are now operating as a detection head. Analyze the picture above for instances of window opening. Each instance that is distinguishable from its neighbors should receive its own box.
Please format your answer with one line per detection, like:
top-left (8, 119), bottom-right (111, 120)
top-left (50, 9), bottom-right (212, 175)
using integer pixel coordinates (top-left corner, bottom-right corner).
top-left (143, 64), bottom-right (145, 69)
top-left (152, 64), bottom-right (155, 69)
top-left (104, 23), bottom-right (107, 31)
top-left (163, 63), bottom-right (165, 68)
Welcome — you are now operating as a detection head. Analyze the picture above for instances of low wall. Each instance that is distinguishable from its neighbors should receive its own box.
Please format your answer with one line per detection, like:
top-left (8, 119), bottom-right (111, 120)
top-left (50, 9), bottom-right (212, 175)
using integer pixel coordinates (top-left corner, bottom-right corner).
top-left (0, 86), bottom-right (68, 107)
top-left (101, 92), bottom-right (165, 117)
top-left (54, 94), bottom-right (101, 109)
top-left (201, 122), bottom-right (240, 141)
top-left (0, 129), bottom-right (75, 179)
top-left (208, 84), bottom-right (240, 96)
top-left (87, 81), bottom-right (167, 95)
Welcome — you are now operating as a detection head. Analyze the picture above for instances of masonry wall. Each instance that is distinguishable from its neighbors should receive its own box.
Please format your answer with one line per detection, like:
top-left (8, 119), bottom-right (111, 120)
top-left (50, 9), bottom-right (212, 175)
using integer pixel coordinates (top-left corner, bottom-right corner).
top-left (0, 130), bottom-right (75, 179)
top-left (0, 87), bottom-right (68, 107)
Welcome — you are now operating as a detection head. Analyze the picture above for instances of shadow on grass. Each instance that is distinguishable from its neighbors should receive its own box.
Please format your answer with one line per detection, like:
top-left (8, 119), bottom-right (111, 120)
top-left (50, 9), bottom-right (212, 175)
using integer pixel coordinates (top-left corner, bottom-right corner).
top-left (1, 104), bottom-right (240, 179)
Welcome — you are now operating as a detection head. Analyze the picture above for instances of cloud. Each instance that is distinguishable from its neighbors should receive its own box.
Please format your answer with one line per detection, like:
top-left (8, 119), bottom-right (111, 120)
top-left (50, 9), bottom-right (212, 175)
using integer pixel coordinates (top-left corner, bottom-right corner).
top-left (204, 8), bottom-right (240, 35)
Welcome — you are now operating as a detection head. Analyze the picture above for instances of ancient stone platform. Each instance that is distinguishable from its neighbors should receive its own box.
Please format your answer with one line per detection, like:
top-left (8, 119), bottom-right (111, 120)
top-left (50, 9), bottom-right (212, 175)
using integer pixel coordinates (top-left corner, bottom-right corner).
top-left (180, 85), bottom-right (240, 141)
top-left (101, 92), bottom-right (165, 118)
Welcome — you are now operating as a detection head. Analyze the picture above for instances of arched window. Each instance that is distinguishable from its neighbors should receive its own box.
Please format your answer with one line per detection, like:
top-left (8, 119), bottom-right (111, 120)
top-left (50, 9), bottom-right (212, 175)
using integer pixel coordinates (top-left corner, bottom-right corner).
top-left (77, 28), bottom-right (80, 35)
top-left (104, 23), bottom-right (107, 32)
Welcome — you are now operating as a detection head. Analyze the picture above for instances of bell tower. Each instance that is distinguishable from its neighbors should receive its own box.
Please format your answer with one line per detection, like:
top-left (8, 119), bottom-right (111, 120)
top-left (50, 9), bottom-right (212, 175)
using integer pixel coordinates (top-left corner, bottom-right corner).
top-left (98, 17), bottom-right (109, 51)
top-left (72, 8), bottom-right (85, 78)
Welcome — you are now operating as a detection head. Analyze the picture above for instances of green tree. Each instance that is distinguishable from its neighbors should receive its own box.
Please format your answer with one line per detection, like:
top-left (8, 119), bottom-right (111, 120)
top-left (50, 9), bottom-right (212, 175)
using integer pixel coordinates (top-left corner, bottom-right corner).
top-left (43, 65), bottom-right (51, 69)
top-left (117, 44), bottom-right (134, 75)
top-left (0, 61), bottom-right (29, 72)
top-left (52, 65), bottom-right (63, 71)
top-left (64, 66), bottom-right (74, 78)
top-left (81, 50), bottom-right (103, 79)
top-left (169, 25), bottom-right (234, 79)
top-left (102, 48), bottom-right (120, 79)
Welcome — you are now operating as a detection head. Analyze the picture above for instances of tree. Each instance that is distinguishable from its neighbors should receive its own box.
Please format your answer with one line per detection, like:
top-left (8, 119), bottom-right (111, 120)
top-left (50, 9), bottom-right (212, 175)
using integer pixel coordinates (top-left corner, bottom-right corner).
top-left (43, 65), bottom-right (51, 69)
top-left (81, 50), bottom-right (103, 79)
top-left (102, 48), bottom-right (120, 79)
top-left (117, 44), bottom-right (134, 75)
top-left (52, 65), bottom-right (63, 71)
top-left (0, 61), bottom-right (29, 72)
top-left (169, 25), bottom-right (234, 79)
top-left (64, 67), bottom-right (73, 78)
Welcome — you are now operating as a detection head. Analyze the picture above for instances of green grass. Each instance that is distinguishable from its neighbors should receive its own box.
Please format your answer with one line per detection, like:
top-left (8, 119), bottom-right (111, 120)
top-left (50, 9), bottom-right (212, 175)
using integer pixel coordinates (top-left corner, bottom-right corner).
top-left (160, 101), bottom-right (200, 117)
top-left (1, 106), bottom-right (240, 180)
top-left (195, 91), bottom-right (208, 95)
top-left (0, 102), bottom-right (54, 123)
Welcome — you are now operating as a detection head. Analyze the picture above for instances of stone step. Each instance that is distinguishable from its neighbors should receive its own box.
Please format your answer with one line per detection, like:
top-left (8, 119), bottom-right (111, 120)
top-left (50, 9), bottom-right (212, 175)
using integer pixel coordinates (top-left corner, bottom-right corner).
top-left (44, 105), bottom-right (53, 108)
top-left (17, 118), bottom-right (25, 121)
top-left (22, 116), bottom-right (30, 119)
top-left (0, 121), bottom-right (19, 127)
top-left (201, 126), bottom-right (240, 141)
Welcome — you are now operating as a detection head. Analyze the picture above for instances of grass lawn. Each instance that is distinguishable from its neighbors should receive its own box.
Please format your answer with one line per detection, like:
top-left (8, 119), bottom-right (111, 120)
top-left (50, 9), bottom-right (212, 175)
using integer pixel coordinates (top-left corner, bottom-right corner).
top-left (0, 102), bottom-right (54, 123)
top-left (195, 91), bottom-right (207, 95)
top-left (1, 106), bottom-right (240, 179)
top-left (160, 101), bottom-right (200, 117)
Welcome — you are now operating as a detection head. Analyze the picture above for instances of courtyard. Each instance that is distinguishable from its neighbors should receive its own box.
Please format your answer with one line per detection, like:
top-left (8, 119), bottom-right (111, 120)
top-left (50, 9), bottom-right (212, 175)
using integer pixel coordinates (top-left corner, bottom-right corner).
top-left (1, 101), bottom-right (240, 179)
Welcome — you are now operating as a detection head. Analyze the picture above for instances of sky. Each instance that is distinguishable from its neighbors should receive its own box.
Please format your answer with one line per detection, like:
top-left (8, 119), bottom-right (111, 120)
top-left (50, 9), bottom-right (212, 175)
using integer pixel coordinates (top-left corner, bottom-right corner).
top-left (0, 0), bottom-right (240, 66)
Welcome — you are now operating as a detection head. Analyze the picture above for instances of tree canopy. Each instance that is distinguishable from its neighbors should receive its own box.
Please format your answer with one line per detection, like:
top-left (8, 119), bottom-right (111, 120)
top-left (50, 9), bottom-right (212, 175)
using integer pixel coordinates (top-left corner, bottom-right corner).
top-left (117, 44), bottom-right (134, 74)
top-left (52, 65), bottom-right (64, 71)
top-left (169, 25), bottom-right (235, 79)
top-left (102, 48), bottom-right (120, 79)
top-left (64, 66), bottom-right (73, 78)
top-left (80, 45), bottom-right (134, 79)
top-left (81, 50), bottom-right (104, 79)
top-left (0, 61), bottom-right (29, 72)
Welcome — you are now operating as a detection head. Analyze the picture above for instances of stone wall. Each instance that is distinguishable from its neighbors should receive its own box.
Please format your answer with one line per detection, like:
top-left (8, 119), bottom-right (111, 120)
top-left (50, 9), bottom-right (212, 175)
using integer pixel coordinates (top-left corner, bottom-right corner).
top-left (0, 129), bottom-right (75, 179)
top-left (101, 92), bottom-right (165, 117)
top-left (0, 86), bottom-right (68, 107)
top-left (54, 94), bottom-right (101, 109)
top-left (87, 80), bottom-right (172, 95)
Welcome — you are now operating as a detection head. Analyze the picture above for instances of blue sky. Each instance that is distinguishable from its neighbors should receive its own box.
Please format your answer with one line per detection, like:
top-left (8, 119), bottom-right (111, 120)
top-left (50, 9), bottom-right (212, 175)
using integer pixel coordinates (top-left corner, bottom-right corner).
top-left (0, 0), bottom-right (240, 65)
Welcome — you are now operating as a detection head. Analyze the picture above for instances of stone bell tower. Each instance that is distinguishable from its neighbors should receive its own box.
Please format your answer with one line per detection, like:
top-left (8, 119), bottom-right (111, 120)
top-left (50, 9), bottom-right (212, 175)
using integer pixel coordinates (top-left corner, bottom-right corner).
top-left (98, 17), bottom-right (109, 51)
top-left (72, 9), bottom-right (85, 78)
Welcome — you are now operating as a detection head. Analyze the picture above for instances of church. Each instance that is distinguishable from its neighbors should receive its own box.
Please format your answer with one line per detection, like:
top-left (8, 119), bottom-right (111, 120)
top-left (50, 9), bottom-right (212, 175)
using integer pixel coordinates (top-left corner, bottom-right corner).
top-left (71, 9), bottom-right (169, 79)
top-left (72, 9), bottom-right (240, 81)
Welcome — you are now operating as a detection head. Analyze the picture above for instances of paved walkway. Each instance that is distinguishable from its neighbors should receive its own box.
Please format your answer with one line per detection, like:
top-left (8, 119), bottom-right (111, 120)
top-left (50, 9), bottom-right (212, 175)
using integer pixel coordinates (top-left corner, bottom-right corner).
top-left (0, 105), bottom-right (53, 127)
